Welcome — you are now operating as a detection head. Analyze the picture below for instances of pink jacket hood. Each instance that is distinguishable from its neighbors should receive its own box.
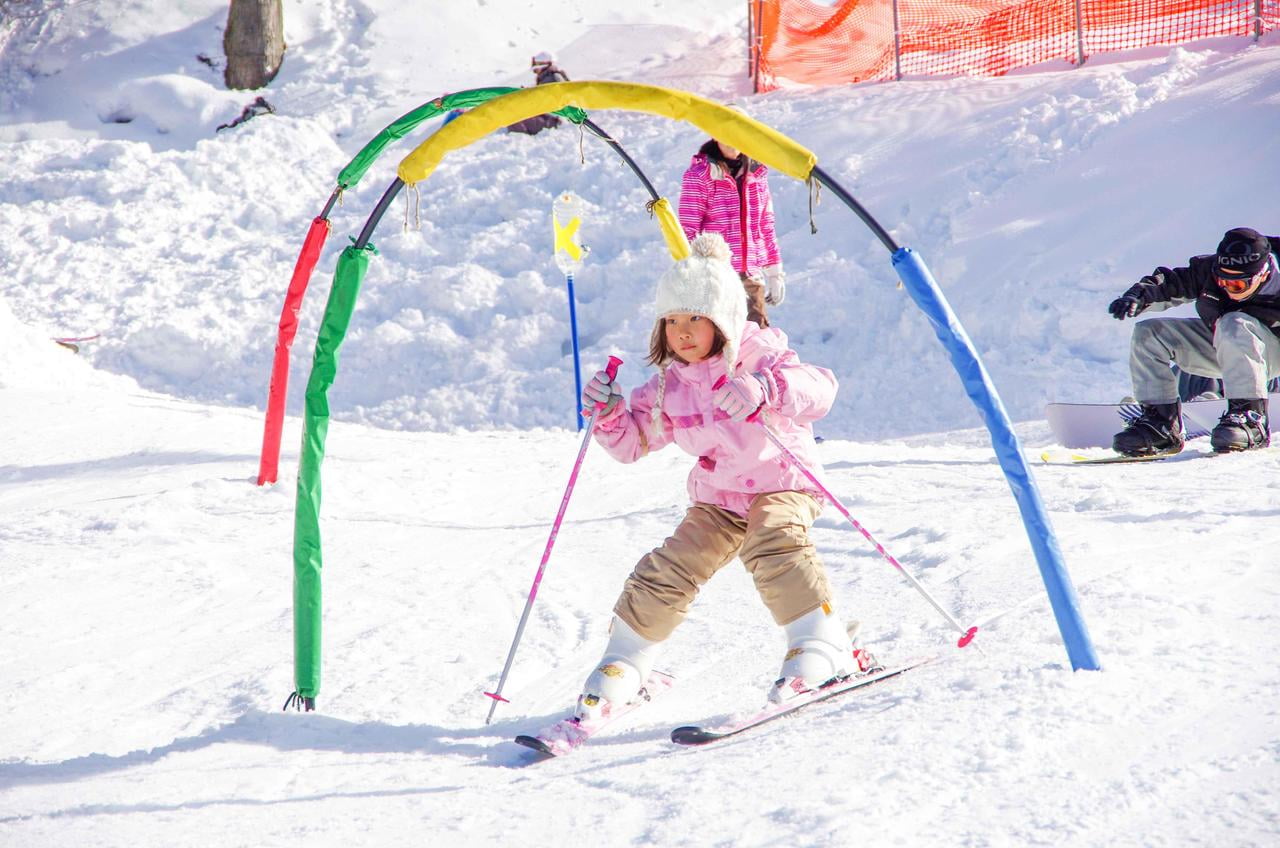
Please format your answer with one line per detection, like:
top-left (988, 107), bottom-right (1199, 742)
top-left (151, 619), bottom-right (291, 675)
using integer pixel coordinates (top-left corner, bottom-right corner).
top-left (593, 323), bottom-right (836, 517)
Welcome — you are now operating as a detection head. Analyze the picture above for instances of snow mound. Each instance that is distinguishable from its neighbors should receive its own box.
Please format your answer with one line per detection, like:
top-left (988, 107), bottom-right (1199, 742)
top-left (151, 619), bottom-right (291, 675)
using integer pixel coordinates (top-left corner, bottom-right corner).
top-left (0, 297), bottom-right (134, 391)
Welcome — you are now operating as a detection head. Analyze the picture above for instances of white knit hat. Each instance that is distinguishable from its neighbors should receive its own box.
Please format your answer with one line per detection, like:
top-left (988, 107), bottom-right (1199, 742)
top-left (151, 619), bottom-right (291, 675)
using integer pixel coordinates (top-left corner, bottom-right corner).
top-left (655, 231), bottom-right (746, 370)
top-left (650, 233), bottom-right (746, 425)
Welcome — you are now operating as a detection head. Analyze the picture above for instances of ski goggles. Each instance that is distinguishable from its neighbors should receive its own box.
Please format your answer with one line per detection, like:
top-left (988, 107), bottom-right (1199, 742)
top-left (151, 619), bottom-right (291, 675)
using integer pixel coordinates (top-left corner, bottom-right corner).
top-left (1216, 263), bottom-right (1270, 294)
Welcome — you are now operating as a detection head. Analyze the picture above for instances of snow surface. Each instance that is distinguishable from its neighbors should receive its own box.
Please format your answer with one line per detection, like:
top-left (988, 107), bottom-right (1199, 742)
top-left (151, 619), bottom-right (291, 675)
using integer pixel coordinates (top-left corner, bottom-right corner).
top-left (1, 1), bottom-right (1278, 845)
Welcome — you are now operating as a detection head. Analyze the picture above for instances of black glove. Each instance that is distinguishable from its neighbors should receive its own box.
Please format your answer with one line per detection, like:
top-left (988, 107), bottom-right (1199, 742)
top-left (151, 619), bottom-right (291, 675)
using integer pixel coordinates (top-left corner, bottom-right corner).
top-left (1108, 278), bottom-right (1157, 320)
top-left (1108, 295), bottom-right (1144, 320)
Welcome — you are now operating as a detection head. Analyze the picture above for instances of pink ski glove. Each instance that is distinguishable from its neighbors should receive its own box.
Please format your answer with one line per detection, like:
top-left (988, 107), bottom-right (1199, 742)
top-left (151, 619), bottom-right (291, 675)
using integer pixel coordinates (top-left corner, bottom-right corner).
top-left (713, 372), bottom-right (775, 422)
top-left (582, 369), bottom-right (622, 417)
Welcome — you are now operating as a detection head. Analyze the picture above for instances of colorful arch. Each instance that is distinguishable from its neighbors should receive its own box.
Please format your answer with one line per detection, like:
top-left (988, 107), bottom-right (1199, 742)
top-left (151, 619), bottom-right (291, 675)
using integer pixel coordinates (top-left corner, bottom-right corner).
top-left (256, 87), bottom-right (589, 487)
top-left (286, 81), bottom-right (1100, 711)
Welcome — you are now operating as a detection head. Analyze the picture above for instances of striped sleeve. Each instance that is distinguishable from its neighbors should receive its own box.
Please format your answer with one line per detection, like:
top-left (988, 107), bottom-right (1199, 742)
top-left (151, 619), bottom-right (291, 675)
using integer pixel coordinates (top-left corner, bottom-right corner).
top-left (759, 176), bottom-right (781, 268)
top-left (678, 160), bottom-right (711, 241)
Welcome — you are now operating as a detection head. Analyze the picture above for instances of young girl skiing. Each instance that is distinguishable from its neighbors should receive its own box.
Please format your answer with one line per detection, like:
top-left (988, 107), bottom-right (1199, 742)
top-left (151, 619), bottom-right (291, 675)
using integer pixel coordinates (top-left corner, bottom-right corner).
top-left (574, 232), bottom-right (875, 721)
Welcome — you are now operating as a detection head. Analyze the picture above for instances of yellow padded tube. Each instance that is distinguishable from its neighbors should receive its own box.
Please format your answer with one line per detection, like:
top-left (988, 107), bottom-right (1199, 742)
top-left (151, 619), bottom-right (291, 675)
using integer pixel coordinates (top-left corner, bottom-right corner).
top-left (396, 81), bottom-right (817, 186)
top-left (650, 198), bottom-right (690, 261)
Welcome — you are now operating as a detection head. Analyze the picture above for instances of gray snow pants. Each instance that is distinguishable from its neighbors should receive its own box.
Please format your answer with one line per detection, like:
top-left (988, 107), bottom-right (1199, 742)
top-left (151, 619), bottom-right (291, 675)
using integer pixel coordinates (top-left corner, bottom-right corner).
top-left (1130, 312), bottom-right (1280, 404)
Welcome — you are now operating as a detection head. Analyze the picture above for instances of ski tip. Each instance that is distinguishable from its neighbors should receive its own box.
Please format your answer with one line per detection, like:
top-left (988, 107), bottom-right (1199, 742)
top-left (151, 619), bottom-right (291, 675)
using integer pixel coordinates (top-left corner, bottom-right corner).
top-left (670, 726), bottom-right (719, 746)
top-left (514, 734), bottom-right (556, 756)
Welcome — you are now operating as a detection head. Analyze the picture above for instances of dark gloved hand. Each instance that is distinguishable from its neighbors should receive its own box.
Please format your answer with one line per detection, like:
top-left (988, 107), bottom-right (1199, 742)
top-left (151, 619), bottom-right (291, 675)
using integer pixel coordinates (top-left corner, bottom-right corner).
top-left (1108, 295), bottom-right (1145, 320)
top-left (1108, 278), bottom-right (1156, 320)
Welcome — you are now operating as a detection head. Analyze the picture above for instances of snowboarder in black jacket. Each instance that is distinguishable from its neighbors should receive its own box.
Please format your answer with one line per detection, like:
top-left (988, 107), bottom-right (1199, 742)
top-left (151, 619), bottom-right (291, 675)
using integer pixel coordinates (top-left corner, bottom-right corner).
top-left (1108, 226), bottom-right (1279, 455)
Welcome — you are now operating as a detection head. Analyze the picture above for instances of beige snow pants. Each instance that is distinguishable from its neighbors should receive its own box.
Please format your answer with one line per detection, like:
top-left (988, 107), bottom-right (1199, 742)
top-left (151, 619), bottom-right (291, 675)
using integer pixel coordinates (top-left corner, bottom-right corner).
top-left (740, 272), bottom-right (770, 327)
top-left (614, 491), bottom-right (833, 642)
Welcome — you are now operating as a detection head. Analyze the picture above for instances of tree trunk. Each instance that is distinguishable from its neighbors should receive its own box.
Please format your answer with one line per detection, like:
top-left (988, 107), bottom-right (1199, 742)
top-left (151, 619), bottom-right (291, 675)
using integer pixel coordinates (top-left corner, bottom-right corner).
top-left (223, 0), bottom-right (284, 90)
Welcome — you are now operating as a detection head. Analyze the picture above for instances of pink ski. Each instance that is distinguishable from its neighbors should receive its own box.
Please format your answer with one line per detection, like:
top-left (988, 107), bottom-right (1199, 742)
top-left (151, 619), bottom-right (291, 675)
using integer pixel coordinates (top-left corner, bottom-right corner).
top-left (670, 657), bottom-right (934, 746)
top-left (514, 671), bottom-right (675, 757)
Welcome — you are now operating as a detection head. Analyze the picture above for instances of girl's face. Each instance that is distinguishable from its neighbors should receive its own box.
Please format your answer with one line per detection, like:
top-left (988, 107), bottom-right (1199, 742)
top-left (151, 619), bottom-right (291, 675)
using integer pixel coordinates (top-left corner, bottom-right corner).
top-left (664, 313), bottom-right (717, 364)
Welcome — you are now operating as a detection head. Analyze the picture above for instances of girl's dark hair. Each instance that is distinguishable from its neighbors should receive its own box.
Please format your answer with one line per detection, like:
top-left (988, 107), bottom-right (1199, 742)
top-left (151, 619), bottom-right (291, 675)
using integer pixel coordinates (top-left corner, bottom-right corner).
top-left (699, 138), bottom-right (728, 164)
top-left (647, 316), bottom-right (726, 367)
top-left (699, 139), bottom-right (754, 175)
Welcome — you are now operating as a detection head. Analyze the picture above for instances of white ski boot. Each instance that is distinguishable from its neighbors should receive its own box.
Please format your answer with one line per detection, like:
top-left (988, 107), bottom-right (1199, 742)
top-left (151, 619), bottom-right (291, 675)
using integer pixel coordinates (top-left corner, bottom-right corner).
top-left (574, 616), bottom-right (662, 722)
top-left (768, 606), bottom-right (881, 705)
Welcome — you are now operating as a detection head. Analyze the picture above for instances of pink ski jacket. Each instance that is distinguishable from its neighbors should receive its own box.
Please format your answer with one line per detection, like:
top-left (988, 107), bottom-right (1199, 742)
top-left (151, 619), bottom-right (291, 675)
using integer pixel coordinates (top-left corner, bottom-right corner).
top-left (678, 153), bottom-right (781, 278)
top-left (593, 324), bottom-right (836, 517)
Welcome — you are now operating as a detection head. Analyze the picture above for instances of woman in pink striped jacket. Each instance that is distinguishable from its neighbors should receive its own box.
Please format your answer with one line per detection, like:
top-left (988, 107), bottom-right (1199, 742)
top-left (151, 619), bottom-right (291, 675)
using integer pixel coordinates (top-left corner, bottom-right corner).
top-left (678, 134), bottom-right (785, 327)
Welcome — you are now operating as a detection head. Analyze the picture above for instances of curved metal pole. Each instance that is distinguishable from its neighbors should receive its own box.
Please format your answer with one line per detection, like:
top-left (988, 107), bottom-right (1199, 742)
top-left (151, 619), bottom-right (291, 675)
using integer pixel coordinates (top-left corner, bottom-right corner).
top-left (353, 178), bottom-right (405, 250)
top-left (810, 164), bottom-right (899, 254)
top-left (582, 119), bottom-right (661, 201)
top-left (318, 186), bottom-right (342, 220)
top-left (352, 125), bottom-right (663, 253)
top-left (810, 165), bottom-right (1099, 672)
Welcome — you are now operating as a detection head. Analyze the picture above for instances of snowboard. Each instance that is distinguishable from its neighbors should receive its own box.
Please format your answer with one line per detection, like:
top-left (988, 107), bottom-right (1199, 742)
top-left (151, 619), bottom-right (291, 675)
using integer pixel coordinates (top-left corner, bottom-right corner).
top-left (1044, 392), bottom-right (1280, 449)
top-left (1039, 448), bottom-right (1184, 465)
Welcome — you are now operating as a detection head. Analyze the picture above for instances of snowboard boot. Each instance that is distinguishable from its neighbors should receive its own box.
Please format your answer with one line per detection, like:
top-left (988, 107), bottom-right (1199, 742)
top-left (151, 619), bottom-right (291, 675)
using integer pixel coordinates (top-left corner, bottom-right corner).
top-left (1210, 398), bottom-right (1270, 453)
top-left (768, 606), bottom-right (880, 705)
top-left (1112, 401), bottom-right (1184, 457)
top-left (574, 616), bottom-right (662, 723)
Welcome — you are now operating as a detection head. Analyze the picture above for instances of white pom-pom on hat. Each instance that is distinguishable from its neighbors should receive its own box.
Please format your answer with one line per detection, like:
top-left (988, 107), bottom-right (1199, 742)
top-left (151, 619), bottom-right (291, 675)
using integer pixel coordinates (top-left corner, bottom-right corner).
top-left (653, 231), bottom-right (747, 383)
top-left (688, 231), bottom-right (732, 262)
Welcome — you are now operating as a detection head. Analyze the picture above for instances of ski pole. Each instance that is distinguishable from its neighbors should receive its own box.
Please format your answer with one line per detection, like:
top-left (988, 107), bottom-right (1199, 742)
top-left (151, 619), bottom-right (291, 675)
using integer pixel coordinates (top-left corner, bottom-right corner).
top-left (715, 377), bottom-right (978, 649)
top-left (566, 270), bottom-right (584, 430)
top-left (484, 356), bottom-right (624, 723)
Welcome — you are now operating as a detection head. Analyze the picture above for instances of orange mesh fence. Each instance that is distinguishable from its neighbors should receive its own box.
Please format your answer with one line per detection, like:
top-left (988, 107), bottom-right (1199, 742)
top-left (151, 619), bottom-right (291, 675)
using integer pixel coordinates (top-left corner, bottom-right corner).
top-left (896, 0), bottom-right (1075, 79)
top-left (754, 0), bottom-right (898, 88)
top-left (753, 0), bottom-right (1279, 91)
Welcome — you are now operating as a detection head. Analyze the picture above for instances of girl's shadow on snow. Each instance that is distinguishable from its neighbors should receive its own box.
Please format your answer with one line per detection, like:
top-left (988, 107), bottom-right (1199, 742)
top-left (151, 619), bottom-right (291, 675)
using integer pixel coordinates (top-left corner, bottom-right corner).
top-left (0, 698), bottom-right (545, 795)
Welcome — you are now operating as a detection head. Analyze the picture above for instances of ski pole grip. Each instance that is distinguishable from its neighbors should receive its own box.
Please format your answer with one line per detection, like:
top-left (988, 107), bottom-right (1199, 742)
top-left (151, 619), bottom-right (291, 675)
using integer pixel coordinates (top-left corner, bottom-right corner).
top-left (592, 356), bottom-right (623, 411)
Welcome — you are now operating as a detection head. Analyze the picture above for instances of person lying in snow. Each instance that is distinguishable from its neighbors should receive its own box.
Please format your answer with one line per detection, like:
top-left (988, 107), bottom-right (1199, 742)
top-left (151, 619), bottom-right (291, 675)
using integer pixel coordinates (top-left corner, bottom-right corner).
top-left (215, 96), bottom-right (275, 132)
top-left (1109, 226), bottom-right (1280, 455)
top-left (506, 51), bottom-right (569, 136)
top-left (572, 232), bottom-right (878, 721)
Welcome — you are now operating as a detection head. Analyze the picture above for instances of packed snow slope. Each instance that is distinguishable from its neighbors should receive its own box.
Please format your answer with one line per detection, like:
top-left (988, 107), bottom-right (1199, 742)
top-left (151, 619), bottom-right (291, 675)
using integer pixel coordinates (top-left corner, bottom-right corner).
top-left (2, 2), bottom-right (1279, 847)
